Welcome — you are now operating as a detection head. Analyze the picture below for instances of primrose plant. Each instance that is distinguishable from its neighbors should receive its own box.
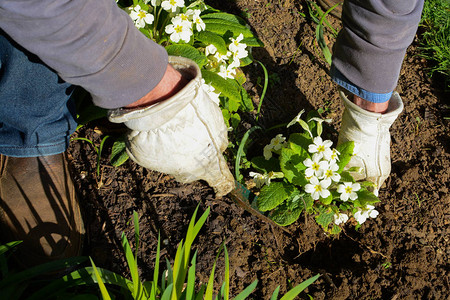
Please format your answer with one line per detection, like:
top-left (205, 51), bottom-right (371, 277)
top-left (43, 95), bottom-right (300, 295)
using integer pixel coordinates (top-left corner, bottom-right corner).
top-left (119, 0), bottom-right (263, 128)
top-left (249, 110), bottom-right (380, 234)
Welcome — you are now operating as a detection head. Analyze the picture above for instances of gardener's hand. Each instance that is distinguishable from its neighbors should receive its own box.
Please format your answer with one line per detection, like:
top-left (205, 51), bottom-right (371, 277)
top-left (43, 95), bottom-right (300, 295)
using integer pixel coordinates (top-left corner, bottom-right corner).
top-left (108, 56), bottom-right (235, 196)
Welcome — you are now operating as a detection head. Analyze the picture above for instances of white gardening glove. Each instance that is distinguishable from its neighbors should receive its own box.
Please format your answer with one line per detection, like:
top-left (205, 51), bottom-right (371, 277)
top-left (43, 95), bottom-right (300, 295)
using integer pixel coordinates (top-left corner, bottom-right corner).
top-left (108, 56), bottom-right (235, 196)
top-left (337, 89), bottom-right (403, 189)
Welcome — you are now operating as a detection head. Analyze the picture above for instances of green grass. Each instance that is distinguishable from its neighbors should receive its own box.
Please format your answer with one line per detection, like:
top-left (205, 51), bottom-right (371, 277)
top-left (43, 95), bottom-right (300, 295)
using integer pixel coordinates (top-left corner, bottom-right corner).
top-left (419, 0), bottom-right (450, 88)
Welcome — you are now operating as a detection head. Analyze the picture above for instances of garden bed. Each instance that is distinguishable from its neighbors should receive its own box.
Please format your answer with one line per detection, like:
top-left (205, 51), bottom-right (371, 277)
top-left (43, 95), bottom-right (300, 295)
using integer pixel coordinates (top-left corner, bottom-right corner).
top-left (68, 0), bottom-right (450, 298)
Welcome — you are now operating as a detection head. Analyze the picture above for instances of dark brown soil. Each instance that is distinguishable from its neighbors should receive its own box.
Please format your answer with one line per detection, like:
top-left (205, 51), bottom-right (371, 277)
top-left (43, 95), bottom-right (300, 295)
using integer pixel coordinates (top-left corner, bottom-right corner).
top-left (68, 1), bottom-right (450, 299)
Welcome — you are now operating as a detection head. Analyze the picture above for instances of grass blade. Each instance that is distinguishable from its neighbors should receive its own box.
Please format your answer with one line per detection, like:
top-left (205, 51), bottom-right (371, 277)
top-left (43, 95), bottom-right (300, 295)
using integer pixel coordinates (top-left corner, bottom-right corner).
top-left (279, 274), bottom-right (320, 300)
top-left (151, 232), bottom-right (161, 299)
top-left (121, 232), bottom-right (142, 298)
top-left (185, 251), bottom-right (198, 300)
top-left (224, 245), bottom-right (230, 300)
top-left (233, 279), bottom-right (258, 300)
top-left (235, 126), bottom-right (262, 181)
top-left (270, 286), bottom-right (281, 300)
top-left (90, 257), bottom-right (112, 300)
top-left (255, 60), bottom-right (268, 121)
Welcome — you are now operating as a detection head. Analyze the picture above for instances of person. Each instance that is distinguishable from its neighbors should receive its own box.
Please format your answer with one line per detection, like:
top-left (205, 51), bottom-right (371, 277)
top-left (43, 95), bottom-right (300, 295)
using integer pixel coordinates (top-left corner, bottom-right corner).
top-left (328, 0), bottom-right (424, 191)
top-left (0, 0), bottom-right (424, 267)
top-left (0, 0), bottom-right (234, 268)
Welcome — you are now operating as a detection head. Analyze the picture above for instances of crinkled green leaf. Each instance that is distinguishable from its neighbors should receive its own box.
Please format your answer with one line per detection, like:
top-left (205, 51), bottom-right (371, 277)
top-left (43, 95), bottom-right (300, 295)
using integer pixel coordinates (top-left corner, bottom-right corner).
top-left (289, 133), bottom-right (312, 152)
top-left (203, 19), bottom-right (255, 38)
top-left (257, 181), bottom-right (291, 211)
top-left (195, 31), bottom-right (228, 54)
top-left (270, 204), bottom-right (303, 226)
top-left (330, 225), bottom-right (342, 235)
top-left (165, 44), bottom-right (208, 68)
top-left (336, 141), bottom-right (354, 173)
top-left (315, 206), bottom-right (335, 230)
top-left (357, 189), bottom-right (380, 206)
top-left (201, 12), bottom-right (248, 26)
top-left (201, 70), bottom-right (241, 111)
top-left (279, 147), bottom-right (308, 186)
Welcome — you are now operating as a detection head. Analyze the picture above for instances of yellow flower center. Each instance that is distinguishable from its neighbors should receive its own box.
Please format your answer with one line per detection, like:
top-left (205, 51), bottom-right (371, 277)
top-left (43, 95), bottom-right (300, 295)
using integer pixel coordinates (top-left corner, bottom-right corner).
top-left (345, 186), bottom-right (353, 194)
top-left (175, 25), bottom-right (183, 33)
top-left (317, 145), bottom-right (325, 152)
top-left (138, 11), bottom-right (146, 19)
top-left (312, 162), bottom-right (320, 171)
top-left (314, 185), bottom-right (322, 192)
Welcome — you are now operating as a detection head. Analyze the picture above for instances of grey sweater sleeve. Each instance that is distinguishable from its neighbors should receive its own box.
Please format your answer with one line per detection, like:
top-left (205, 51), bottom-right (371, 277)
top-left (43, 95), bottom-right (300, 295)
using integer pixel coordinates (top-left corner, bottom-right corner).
top-left (0, 0), bottom-right (168, 109)
top-left (332, 0), bottom-right (424, 94)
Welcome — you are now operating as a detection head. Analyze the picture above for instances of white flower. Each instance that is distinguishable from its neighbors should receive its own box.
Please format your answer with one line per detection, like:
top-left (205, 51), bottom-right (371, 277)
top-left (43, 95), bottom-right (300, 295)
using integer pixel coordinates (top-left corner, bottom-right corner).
top-left (305, 176), bottom-right (331, 200)
top-left (229, 33), bottom-right (248, 59)
top-left (201, 79), bottom-right (220, 105)
top-left (263, 144), bottom-right (273, 160)
top-left (323, 162), bottom-right (341, 184)
top-left (191, 9), bottom-right (205, 31)
top-left (308, 136), bottom-right (333, 159)
top-left (270, 134), bottom-right (286, 151)
top-left (161, 0), bottom-right (184, 12)
top-left (324, 148), bottom-right (340, 164)
top-left (172, 12), bottom-right (190, 23)
top-left (287, 109), bottom-right (305, 128)
top-left (213, 51), bottom-right (232, 63)
top-left (130, 5), bottom-right (154, 29)
top-left (205, 44), bottom-right (217, 56)
top-left (354, 205), bottom-right (379, 224)
top-left (303, 153), bottom-right (327, 178)
top-left (337, 182), bottom-right (361, 201)
top-left (333, 213), bottom-right (349, 225)
top-left (249, 172), bottom-right (269, 188)
top-left (218, 64), bottom-right (236, 79)
top-left (165, 18), bottom-right (192, 43)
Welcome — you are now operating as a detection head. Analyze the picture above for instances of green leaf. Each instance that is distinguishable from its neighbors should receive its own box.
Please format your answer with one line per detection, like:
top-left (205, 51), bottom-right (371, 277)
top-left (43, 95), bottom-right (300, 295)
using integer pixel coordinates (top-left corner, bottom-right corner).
top-left (279, 274), bottom-right (321, 300)
top-left (319, 193), bottom-right (333, 205)
top-left (165, 44), bottom-right (208, 68)
top-left (270, 203), bottom-right (303, 226)
top-left (230, 112), bottom-right (241, 129)
top-left (195, 31), bottom-right (228, 54)
top-left (336, 141), bottom-right (354, 173)
top-left (357, 189), bottom-right (380, 206)
top-left (288, 133), bottom-right (312, 151)
top-left (315, 206), bottom-right (335, 230)
top-left (339, 171), bottom-right (355, 183)
top-left (251, 156), bottom-right (280, 173)
top-left (0, 241), bottom-right (22, 256)
top-left (330, 225), bottom-right (342, 235)
top-left (233, 280), bottom-right (258, 300)
top-left (239, 85), bottom-right (254, 111)
top-left (242, 37), bottom-right (265, 47)
top-left (203, 19), bottom-right (255, 38)
top-left (257, 181), bottom-right (291, 211)
top-left (201, 12), bottom-right (248, 26)
top-left (90, 258), bottom-right (112, 300)
top-left (201, 70), bottom-right (241, 111)
top-left (279, 147), bottom-right (308, 186)
top-left (270, 286), bottom-right (281, 300)
top-left (110, 138), bottom-right (129, 167)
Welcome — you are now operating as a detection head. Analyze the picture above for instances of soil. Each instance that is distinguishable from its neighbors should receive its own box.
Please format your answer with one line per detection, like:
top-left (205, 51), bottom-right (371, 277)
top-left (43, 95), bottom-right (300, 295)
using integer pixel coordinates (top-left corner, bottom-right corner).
top-left (68, 1), bottom-right (450, 299)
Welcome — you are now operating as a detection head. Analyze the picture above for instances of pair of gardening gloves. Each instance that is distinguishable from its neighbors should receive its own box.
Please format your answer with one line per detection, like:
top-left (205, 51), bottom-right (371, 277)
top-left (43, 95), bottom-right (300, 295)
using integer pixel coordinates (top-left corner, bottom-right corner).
top-left (109, 56), bottom-right (403, 197)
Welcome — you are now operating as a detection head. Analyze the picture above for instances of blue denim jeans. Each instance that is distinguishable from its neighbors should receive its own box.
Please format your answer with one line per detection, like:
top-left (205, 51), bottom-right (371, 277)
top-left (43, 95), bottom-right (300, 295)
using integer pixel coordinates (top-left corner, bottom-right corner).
top-left (0, 32), bottom-right (77, 157)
